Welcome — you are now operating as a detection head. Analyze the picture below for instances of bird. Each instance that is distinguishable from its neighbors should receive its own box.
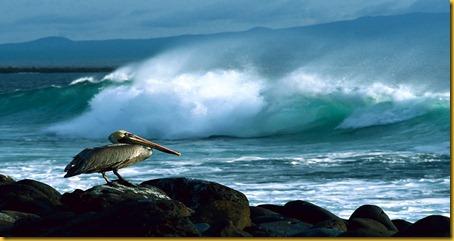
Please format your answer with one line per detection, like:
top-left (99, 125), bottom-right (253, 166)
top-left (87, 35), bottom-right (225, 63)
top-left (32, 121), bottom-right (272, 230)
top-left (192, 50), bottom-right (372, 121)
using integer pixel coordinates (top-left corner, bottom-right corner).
top-left (64, 130), bottom-right (181, 184)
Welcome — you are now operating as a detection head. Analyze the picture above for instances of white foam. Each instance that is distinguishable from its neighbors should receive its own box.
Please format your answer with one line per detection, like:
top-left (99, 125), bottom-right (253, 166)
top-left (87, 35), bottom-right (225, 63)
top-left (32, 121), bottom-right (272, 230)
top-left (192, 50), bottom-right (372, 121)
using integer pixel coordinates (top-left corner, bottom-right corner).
top-left (69, 76), bottom-right (100, 85)
top-left (48, 52), bottom-right (449, 139)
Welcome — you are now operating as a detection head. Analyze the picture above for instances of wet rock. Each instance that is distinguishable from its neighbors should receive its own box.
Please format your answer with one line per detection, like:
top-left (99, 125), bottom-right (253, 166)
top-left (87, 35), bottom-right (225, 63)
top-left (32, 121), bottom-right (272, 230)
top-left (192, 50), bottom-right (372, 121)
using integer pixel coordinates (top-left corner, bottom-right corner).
top-left (256, 204), bottom-right (285, 214)
top-left (314, 218), bottom-right (348, 232)
top-left (45, 199), bottom-right (199, 237)
top-left (194, 223), bottom-right (210, 234)
top-left (0, 174), bottom-right (15, 185)
top-left (11, 211), bottom-right (76, 236)
top-left (395, 215), bottom-right (450, 237)
top-left (348, 218), bottom-right (393, 233)
top-left (142, 177), bottom-right (251, 230)
top-left (282, 200), bottom-right (343, 225)
top-left (250, 206), bottom-right (286, 224)
top-left (392, 219), bottom-right (412, 232)
top-left (349, 205), bottom-right (398, 231)
top-left (61, 181), bottom-right (170, 213)
top-left (0, 180), bottom-right (62, 215)
top-left (245, 220), bottom-right (312, 237)
top-left (338, 228), bottom-right (395, 237)
top-left (294, 227), bottom-right (343, 237)
top-left (204, 220), bottom-right (252, 237)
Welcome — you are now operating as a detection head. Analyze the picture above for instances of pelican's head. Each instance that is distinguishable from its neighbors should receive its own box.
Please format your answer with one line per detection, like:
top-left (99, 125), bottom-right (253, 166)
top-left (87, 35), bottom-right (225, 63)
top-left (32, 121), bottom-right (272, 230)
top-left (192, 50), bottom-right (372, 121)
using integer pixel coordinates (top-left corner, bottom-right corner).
top-left (108, 130), bottom-right (181, 156)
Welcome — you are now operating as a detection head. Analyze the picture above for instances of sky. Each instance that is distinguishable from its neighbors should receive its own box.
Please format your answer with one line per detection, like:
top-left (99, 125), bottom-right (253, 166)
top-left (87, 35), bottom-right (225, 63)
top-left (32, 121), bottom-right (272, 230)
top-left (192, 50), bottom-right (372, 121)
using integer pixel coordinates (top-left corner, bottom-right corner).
top-left (0, 0), bottom-right (448, 44)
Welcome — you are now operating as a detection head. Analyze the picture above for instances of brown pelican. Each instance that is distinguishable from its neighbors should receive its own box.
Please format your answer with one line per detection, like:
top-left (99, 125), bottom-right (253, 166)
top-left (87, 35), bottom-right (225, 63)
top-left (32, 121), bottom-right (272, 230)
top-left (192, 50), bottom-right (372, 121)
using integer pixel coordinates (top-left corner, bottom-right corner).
top-left (64, 130), bottom-right (180, 184)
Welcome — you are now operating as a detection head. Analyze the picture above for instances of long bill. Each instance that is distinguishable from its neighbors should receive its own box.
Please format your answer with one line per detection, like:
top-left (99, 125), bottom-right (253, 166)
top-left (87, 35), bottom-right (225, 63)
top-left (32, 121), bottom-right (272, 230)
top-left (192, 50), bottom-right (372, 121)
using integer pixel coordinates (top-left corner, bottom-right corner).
top-left (127, 134), bottom-right (181, 156)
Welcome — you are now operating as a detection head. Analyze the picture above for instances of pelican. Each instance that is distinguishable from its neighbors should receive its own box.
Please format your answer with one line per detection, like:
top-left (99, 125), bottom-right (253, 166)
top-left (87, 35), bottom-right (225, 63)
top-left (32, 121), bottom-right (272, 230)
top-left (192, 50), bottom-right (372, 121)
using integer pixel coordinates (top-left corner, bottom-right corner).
top-left (64, 130), bottom-right (181, 184)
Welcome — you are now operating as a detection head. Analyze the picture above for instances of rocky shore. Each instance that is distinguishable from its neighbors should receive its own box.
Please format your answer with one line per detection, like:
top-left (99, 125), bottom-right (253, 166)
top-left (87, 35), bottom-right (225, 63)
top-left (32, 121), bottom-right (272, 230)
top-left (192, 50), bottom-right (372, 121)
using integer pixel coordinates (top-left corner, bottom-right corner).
top-left (0, 174), bottom-right (449, 237)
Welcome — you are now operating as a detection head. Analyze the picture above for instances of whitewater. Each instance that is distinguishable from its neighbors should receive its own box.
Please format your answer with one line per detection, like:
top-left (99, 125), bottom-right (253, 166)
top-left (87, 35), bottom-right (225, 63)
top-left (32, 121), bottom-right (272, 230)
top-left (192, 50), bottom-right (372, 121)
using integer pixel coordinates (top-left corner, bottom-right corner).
top-left (0, 13), bottom-right (450, 222)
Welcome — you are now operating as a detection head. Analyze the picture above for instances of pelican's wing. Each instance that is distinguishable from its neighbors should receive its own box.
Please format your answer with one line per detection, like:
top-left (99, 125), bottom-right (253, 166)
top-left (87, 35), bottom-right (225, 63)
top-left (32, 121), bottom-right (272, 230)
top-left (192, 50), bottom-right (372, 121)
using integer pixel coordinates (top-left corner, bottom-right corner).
top-left (64, 144), bottom-right (148, 177)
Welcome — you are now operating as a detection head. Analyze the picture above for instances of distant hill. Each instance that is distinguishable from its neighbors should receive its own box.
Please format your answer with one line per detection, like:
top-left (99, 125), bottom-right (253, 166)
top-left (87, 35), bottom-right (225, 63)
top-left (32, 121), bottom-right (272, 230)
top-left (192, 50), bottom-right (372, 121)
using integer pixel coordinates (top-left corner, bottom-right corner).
top-left (0, 12), bottom-right (448, 77)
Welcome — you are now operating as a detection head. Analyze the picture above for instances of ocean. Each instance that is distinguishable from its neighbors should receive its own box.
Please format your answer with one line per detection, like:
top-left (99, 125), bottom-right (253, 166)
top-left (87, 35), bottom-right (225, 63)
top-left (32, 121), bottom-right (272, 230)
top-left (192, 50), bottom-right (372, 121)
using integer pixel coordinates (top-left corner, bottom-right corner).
top-left (0, 13), bottom-right (450, 222)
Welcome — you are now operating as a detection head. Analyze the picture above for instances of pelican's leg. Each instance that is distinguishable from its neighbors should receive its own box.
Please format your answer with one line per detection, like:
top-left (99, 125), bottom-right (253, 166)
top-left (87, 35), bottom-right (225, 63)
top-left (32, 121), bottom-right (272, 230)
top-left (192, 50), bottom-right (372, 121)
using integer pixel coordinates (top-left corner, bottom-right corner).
top-left (113, 169), bottom-right (135, 186)
top-left (101, 172), bottom-right (111, 184)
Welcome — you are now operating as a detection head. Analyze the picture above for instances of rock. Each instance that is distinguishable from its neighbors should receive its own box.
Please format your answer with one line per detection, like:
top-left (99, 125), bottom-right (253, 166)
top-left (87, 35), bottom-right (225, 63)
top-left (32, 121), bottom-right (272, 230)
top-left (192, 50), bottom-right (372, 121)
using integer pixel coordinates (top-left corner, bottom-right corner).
top-left (348, 218), bottom-right (393, 233)
top-left (0, 174), bottom-right (15, 185)
top-left (0, 180), bottom-right (62, 215)
top-left (45, 199), bottom-right (200, 237)
top-left (11, 211), bottom-right (76, 236)
top-left (0, 213), bottom-right (15, 226)
top-left (16, 179), bottom-right (61, 204)
top-left (250, 206), bottom-right (280, 217)
top-left (294, 227), bottom-right (343, 237)
top-left (245, 220), bottom-right (312, 237)
top-left (256, 204), bottom-right (285, 214)
top-left (61, 181), bottom-right (171, 213)
top-left (204, 220), bottom-right (252, 237)
top-left (392, 219), bottom-right (412, 232)
top-left (395, 215), bottom-right (450, 237)
top-left (338, 229), bottom-right (395, 237)
top-left (282, 200), bottom-right (343, 225)
top-left (314, 218), bottom-right (348, 232)
top-left (349, 205), bottom-right (398, 231)
top-left (142, 177), bottom-right (251, 230)
top-left (194, 223), bottom-right (210, 234)
top-left (250, 206), bottom-right (286, 224)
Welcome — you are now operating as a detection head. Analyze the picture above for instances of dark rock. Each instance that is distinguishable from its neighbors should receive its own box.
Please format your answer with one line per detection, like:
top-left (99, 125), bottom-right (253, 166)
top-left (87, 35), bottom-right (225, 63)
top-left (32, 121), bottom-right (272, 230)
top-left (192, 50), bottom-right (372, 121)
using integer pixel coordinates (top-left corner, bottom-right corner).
top-left (338, 228), bottom-right (395, 237)
top-left (250, 206), bottom-right (280, 217)
top-left (194, 223), bottom-right (210, 234)
top-left (282, 200), bottom-right (343, 225)
top-left (245, 220), bottom-right (312, 237)
top-left (16, 179), bottom-right (61, 204)
top-left (11, 211), bottom-right (76, 236)
top-left (0, 180), bottom-right (62, 215)
top-left (204, 220), bottom-right (252, 237)
top-left (348, 218), bottom-right (393, 233)
top-left (142, 177), bottom-right (251, 230)
top-left (392, 219), bottom-right (412, 232)
top-left (349, 205), bottom-right (398, 231)
top-left (45, 199), bottom-right (199, 237)
top-left (256, 204), bottom-right (285, 214)
top-left (61, 181), bottom-right (171, 213)
top-left (250, 206), bottom-right (286, 224)
top-left (294, 227), bottom-right (343, 237)
top-left (315, 218), bottom-right (347, 232)
top-left (395, 215), bottom-right (450, 237)
top-left (0, 174), bottom-right (15, 185)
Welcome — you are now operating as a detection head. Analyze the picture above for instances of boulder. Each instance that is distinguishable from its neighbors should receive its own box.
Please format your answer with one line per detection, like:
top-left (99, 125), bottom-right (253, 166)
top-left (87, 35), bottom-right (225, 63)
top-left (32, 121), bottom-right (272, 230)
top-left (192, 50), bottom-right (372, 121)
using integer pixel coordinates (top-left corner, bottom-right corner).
top-left (314, 218), bottom-right (348, 232)
top-left (348, 218), bottom-right (394, 233)
top-left (45, 199), bottom-right (199, 237)
top-left (141, 178), bottom-right (251, 229)
top-left (349, 205), bottom-right (398, 231)
top-left (338, 228), bottom-right (395, 237)
top-left (11, 211), bottom-right (76, 236)
top-left (250, 206), bottom-right (286, 224)
top-left (0, 180), bottom-right (62, 215)
top-left (395, 215), bottom-right (450, 237)
top-left (282, 200), bottom-right (343, 225)
top-left (245, 220), bottom-right (312, 237)
top-left (294, 227), bottom-right (343, 237)
top-left (0, 174), bottom-right (15, 185)
top-left (203, 220), bottom-right (252, 237)
top-left (256, 204), bottom-right (285, 214)
top-left (61, 181), bottom-right (170, 213)
top-left (392, 219), bottom-right (412, 232)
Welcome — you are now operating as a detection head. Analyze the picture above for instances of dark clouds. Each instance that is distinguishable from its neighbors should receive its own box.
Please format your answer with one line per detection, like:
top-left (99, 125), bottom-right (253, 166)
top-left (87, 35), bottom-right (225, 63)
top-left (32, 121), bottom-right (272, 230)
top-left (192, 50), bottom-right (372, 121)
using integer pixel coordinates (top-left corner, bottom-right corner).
top-left (0, 0), bottom-right (448, 43)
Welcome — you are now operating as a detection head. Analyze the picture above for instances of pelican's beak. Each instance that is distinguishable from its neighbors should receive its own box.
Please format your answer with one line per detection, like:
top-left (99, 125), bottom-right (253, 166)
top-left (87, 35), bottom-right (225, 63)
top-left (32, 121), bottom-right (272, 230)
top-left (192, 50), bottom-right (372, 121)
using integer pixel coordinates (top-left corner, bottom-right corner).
top-left (126, 134), bottom-right (181, 156)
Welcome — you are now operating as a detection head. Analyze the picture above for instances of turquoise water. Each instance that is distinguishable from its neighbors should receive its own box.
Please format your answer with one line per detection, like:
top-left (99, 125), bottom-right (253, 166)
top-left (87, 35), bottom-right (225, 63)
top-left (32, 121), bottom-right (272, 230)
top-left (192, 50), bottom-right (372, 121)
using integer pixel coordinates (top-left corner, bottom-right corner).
top-left (0, 70), bottom-right (449, 222)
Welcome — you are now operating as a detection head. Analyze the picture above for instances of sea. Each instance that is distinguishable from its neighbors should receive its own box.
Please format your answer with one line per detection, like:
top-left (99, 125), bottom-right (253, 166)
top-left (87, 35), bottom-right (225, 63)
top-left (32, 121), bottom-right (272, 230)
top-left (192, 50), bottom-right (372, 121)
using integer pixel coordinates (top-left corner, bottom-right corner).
top-left (0, 14), bottom-right (450, 222)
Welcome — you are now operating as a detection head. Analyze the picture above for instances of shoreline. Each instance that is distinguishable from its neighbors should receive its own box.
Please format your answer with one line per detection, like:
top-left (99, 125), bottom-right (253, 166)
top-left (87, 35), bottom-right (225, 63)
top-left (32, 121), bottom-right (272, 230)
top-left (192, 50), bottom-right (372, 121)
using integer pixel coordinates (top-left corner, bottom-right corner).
top-left (0, 174), bottom-right (449, 237)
